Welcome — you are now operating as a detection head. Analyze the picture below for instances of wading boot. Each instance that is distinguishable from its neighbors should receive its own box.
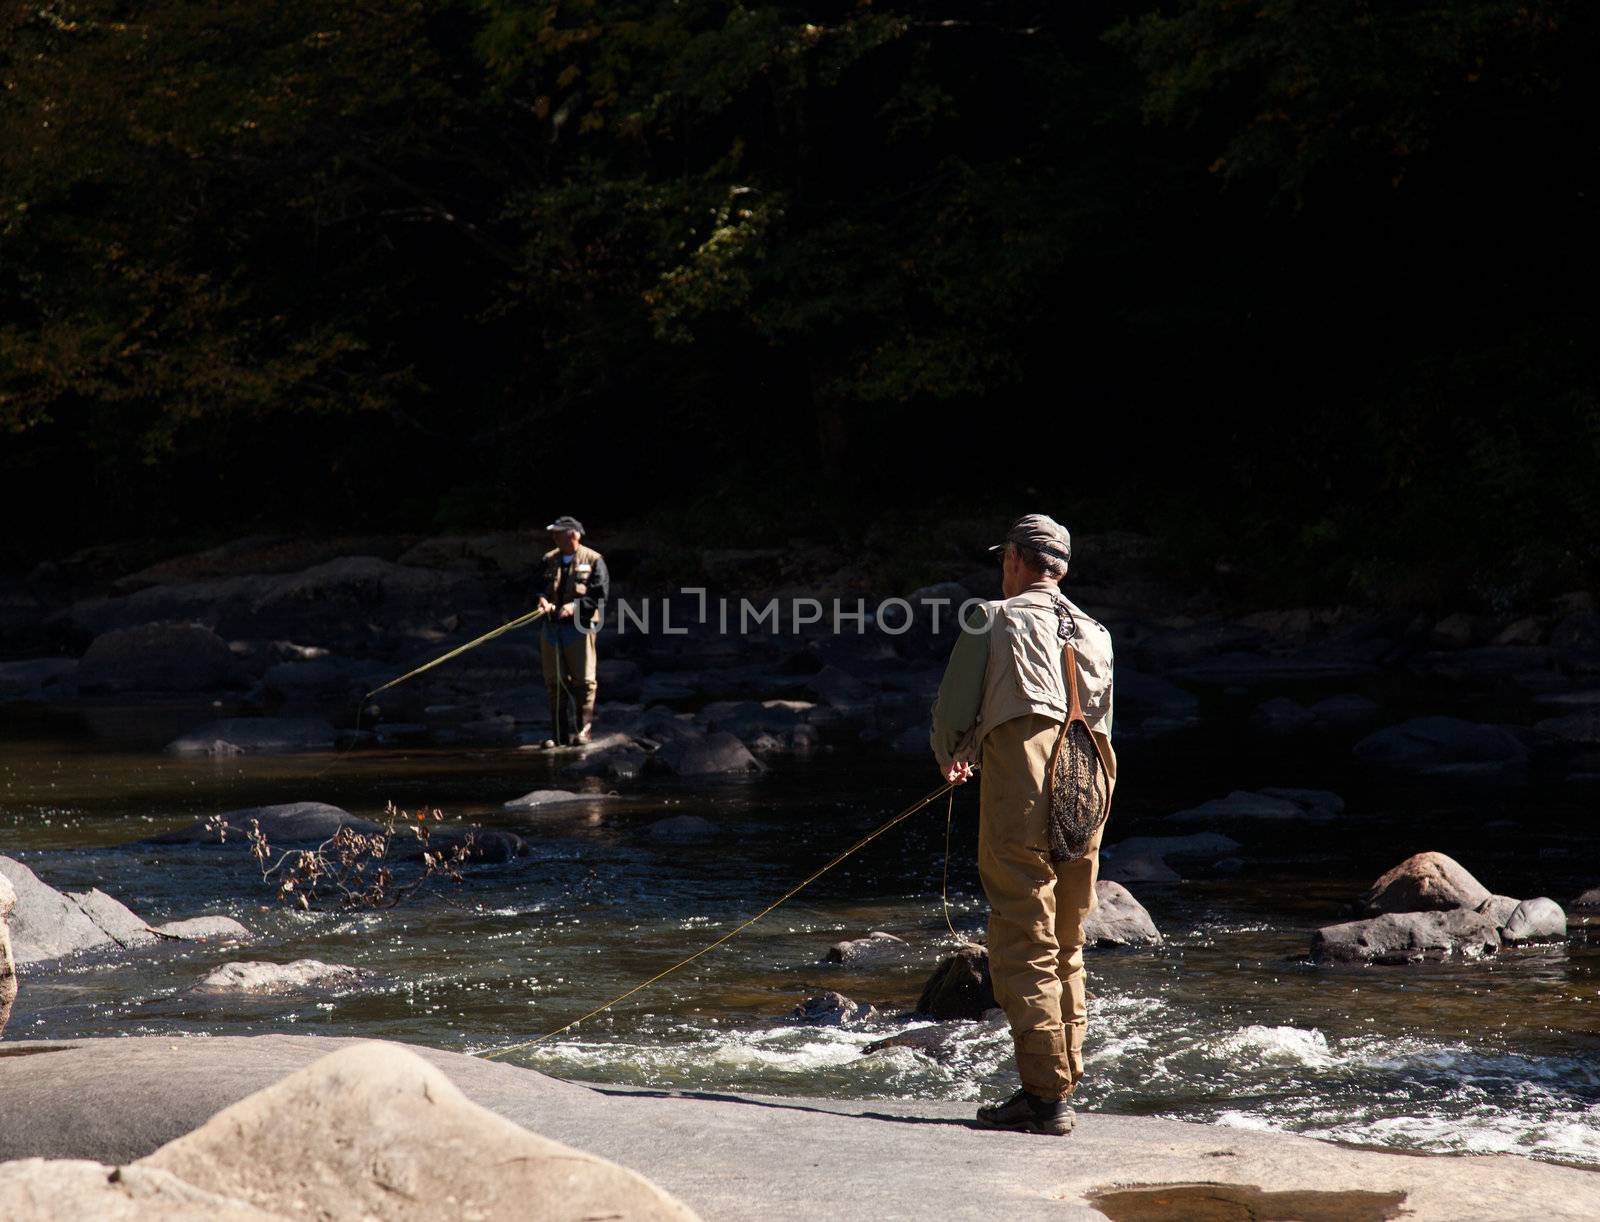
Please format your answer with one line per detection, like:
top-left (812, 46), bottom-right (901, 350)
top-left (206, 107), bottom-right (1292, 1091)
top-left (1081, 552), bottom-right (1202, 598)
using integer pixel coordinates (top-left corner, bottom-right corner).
top-left (975, 1089), bottom-right (1075, 1136)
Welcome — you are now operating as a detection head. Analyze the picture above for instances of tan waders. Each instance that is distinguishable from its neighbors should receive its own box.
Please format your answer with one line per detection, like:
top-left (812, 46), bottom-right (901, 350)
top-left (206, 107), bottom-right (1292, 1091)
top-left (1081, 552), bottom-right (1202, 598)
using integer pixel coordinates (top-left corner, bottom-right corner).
top-left (978, 711), bottom-right (1106, 1101)
top-left (540, 625), bottom-right (597, 745)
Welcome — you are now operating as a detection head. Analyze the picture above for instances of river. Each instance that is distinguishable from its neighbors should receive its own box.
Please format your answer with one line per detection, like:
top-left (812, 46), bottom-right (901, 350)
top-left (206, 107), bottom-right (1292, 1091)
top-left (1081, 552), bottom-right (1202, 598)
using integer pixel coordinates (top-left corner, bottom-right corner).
top-left (2, 698), bottom-right (1596, 1168)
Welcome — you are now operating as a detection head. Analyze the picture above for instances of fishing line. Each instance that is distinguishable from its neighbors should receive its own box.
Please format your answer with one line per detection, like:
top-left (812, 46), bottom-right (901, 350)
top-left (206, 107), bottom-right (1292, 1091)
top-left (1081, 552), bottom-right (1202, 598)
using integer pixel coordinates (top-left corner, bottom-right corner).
top-left (477, 777), bottom-right (961, 1061)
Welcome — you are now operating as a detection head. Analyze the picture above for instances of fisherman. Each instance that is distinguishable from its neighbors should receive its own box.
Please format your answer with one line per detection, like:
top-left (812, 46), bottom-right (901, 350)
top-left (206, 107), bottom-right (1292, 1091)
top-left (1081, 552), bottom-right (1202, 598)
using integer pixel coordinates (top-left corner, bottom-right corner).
top-left (930, 514), bottom-right (1116, 1136)
top-left (536, 515), bottom-right (610, 747)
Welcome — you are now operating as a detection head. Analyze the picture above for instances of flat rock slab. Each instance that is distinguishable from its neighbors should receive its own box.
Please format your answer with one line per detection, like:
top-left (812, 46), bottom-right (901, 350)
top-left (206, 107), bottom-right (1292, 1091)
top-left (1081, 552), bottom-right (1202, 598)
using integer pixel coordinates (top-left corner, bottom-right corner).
top-left (0, 858), bottom-right (154, 966)
top-left (503, 788), bottom-right (620, 811)
top-left (0, 1036), bottom-right (1595, 1221)
top-left (1313, 909), bottom-right (1501, 964)
top-left (192, 959), bottom-right (366, 994)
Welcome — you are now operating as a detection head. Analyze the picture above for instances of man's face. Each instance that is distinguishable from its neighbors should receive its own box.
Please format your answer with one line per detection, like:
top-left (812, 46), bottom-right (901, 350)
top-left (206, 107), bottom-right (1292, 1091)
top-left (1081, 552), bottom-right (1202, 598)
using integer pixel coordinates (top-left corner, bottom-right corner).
top-left (551, 529), bottom-right (579, 554)
top-left (1001, 545), bottom-right (1025, 598)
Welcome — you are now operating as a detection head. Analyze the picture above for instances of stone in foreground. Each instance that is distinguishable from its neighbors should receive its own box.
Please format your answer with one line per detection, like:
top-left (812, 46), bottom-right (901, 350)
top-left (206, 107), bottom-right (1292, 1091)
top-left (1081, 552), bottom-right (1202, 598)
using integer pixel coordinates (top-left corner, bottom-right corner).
top-left (1502, 897), bottom-right (1567, 944)
top-left (1358, 850), bottom-right (1491, 915)
top-left (1312, 909), bottom-right (1500, 964)
top-left (138, 1043), bottom-right (698, 1221)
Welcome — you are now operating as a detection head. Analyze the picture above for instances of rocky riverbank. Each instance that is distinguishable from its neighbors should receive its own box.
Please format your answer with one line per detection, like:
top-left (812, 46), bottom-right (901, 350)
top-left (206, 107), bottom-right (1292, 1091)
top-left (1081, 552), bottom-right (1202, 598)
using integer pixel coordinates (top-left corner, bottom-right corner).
top-left (1, 1034), bottom-right (1597, 1221)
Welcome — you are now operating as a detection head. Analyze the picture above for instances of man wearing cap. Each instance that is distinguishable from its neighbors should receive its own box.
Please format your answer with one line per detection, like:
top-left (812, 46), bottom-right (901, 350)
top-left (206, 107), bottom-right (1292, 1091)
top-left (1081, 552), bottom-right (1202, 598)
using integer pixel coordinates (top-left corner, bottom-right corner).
top-left (930, 514), bottom-right (1116, 1136)
top-left (537, 516), bottom-right (610, 747)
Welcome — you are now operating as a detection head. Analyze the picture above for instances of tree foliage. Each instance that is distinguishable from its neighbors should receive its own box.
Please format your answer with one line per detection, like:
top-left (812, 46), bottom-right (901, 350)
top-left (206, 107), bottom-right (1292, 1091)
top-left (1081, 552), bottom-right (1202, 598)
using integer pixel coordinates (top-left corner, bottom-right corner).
top-left (2, 0), bottom-right (1596, 603)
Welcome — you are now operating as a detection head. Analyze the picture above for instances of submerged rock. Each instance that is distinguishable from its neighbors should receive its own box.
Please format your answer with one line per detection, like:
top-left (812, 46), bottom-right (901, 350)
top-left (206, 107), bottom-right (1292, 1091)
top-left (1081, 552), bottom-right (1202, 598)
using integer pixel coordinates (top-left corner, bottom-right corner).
top-left (1358, 851), bottom-right (1491, 915)
top-left (166, 717), bottom-right (337, 757)
top-left (1502, 898), bottom-right (1568, 944)
top-left (862, 1017), bottom-right (1002, 1062)
top-left (1167, 789), bottom-right (1341, 825)
top-left (791, 991), bottom-right (876, 1026)
top-left (1312, 910), bottom-right (1500, 964)
top-left (503, 788), bottom-right (619, 811)
top-left (916, 944), bottom-right (995, 1020)
top-left (650, 731), bottom-right (766, 778)
top-left (154, 916), bottom-right (253, 943)
top-left (826, 931), bottom-right (907, 966)
top-left (1353, 716), bottom-right (1528, 777)
top-left (146, 802), bottom-right (379, 846)
top-left (647, 815), bottom-right (717, 843)
top-left (193, 960), bottom-right (366, 994)
top-left (1082, 881), bottom-right (1162, 947)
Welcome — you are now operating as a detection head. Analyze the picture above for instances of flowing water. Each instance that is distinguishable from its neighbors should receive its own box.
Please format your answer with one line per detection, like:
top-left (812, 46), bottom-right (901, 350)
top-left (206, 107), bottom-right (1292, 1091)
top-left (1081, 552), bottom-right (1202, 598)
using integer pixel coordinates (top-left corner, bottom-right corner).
top-left (2, 699), bottom-right (1597, 1168)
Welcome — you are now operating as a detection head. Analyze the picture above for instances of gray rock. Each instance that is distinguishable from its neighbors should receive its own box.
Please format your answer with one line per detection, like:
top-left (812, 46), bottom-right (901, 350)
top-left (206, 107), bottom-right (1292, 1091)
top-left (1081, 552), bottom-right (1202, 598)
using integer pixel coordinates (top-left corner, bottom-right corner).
top-left (862, 1019), bottom-right (998, 1062)
top-left (915, 944), bottom-right (995, 1020)
top-left (1312, 910), bottom-right (1501, 964)
top-left (77, 622), bottom-right (245, 693)
top-left (1353, 716), bottom-right (1528, 777)
top-left (66, 888), bottom-right (157, 950)
top-left (1358, 851), bottom-right (1491, 915)
top-left (0, 658), bottom-right (77, 703)
top-left (791, 991), bottom-right (875, 1026)
top-left (1535, 710), bottom-right (1600, 745)
top-left (0, 874), bottom-right (16, 1036)
top-left (561, 735), bottom-right (650, 781)
top-left (503, 788), bottom-right (619, 811)
top-left (1572, 886), bottom-right (1600, 910)
top-left (1082, 881), bottom-right (1162, 947)
top-left (154, 916), bottom-right (253, 943)
top-left (651, 731), bottom-right (765, 777)
top-left (647, 815), bottom-right (717, 844)
top-left (145, 802), bottom-right (378, 846)
top-left (826, 931), bottom-right (907, 966)
top-left (1167, 789), bottom-right (1338, 824)
top-left (1476, 894), bottom-right (1521, 930)
top-left (166, 718), bottom-right (337, 757)
top-left (1252, 697), bottom-right (1315, 734)
top-left (1502, 897), bottom-right (1568, 944)
top-left (192, 960), bottom-right (366, 994)
top-left (0, 857), bottom-right (152, 966)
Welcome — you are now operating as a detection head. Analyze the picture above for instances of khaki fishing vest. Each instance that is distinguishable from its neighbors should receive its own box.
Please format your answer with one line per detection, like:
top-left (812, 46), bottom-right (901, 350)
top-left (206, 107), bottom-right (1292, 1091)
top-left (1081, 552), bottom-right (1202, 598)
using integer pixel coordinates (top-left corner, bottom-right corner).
top-left (969, 585), bottom-right (1116, 785)
top-left (542, 544), bottom-right (603, 627)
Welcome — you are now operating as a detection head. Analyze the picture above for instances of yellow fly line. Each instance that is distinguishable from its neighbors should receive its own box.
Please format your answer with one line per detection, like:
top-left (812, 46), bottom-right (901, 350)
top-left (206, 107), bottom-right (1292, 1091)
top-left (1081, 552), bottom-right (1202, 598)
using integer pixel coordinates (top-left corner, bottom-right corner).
top-left (478, 777), bottom-right (962, 1061)
top-left (363, 605), bottom-right (549, 701)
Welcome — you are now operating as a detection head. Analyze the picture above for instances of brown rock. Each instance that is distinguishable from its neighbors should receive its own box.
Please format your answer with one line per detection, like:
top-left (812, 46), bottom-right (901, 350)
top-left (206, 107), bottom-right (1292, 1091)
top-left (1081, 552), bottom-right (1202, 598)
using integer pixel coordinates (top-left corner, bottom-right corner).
top-left (1358, 851), bottom-right (1491, 915)
top-left (140, 1042), bottom-right (698, 1221)
top-left (915, 944), bottom-right (995, 1019)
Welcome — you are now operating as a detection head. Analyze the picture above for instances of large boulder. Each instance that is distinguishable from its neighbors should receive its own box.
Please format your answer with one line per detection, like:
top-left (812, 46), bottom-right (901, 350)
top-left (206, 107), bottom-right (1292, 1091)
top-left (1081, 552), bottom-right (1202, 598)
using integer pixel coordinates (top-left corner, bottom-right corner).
top-left (0, 873), bottom-right (16, 1036)
top-left (1312, 910), bottom-right (1501, 964)
top-left (166, 718), bottom-right (337, 757)
top-left (915, 944), bottom-right (995, 1020)
top-left (0, 1159), bottom-right (277, 1220)
top-left (1502, 898), bottom-right (1568, 944)
top-left (1353, 716), bottom-right (1528, 777)
top-left (135, 1042), bottom-right (700, 1220)
top-left (0, 858), bottom-right (155, 966)
top-left (76, 622), bottom-right (245, 694)
top-left (1358, 852), bottom-right (1491, 915)
top-left (1082, 881), bottom-right (1163, 947)
top-left (650, 731), bottom-right (766, 778)
top-left (1476, 894), bottom-right (1521, 930)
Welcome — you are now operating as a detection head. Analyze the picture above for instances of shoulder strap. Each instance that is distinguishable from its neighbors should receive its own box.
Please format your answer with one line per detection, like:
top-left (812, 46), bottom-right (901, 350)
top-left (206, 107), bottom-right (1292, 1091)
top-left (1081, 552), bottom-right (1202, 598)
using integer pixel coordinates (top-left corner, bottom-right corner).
top-left (1061, 643), bottom-right (1085, 722)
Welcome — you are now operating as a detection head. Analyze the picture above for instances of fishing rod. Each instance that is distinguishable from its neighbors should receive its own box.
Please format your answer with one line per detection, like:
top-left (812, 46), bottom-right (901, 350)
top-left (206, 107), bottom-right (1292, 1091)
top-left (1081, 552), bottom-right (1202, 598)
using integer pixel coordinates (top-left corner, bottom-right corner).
top-left (363, 605), bottom-right (549, 702)
top-left (478, 777), bottom-right (964, 1061)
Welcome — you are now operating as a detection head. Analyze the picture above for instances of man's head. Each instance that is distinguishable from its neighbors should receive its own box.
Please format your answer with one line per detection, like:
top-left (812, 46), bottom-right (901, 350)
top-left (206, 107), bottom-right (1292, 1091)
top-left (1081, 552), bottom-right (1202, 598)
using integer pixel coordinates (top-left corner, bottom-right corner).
top-left (545, 515), bottom-right (585, 555)
top-left (992, 514), bottom-right (1071, 597)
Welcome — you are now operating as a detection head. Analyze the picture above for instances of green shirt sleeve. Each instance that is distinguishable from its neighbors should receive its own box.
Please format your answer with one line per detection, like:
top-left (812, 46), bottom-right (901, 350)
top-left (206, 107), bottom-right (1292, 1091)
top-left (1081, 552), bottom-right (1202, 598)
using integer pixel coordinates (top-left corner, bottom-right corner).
top-left (930, 611), bottom-right (990, 771)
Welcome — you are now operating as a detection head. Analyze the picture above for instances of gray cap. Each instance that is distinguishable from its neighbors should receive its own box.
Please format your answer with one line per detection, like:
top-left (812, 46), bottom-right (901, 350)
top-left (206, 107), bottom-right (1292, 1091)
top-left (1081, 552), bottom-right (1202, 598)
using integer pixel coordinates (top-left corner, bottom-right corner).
top-left (989, 514), bottom-right (1071, 566)
top-left (544, 515), bottom-right (585, 536)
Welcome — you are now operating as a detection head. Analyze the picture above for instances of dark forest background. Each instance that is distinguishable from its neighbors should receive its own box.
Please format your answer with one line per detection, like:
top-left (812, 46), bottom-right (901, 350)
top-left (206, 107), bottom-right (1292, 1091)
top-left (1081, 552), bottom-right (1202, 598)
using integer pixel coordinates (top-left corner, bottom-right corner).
top-left (3, 0), bottom-right (1597, 607)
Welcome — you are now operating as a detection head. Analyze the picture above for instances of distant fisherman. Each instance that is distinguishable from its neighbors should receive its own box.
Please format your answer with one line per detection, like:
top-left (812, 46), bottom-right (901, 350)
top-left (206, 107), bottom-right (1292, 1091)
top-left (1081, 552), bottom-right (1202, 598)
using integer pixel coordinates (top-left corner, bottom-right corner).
top-left (930, 514), bottom-right (1116, 1136)
top-left (536, 515), bottom-right (610, 748)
